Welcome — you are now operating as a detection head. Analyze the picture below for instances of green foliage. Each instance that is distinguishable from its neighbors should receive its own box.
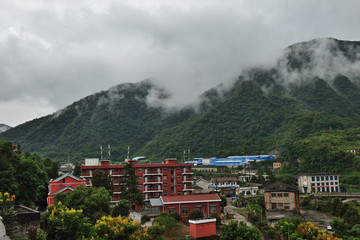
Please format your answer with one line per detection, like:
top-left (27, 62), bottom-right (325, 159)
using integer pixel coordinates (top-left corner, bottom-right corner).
top-left (331, 217), bottom-right (349, 236)
top-left (220, 220), bottom-right (262, 240)
top-left (54, 185), bottom-right (111, 222)
top-left (111, 199), bottom-right (130, 217)
top-left (91, 170), bottom-right (114, 193)
top-left (141, 214), bottom-right (151, 225)
top-left (153, 212), bottom-right (176, 234)
top-left (120, 162), bottom-right (144, 207)
top-left (211, 212), bottom-right (221, 226)
top-left (170, 211), bottom-right (182, 222)
top-left (188, 209), bottom-right (204, 220)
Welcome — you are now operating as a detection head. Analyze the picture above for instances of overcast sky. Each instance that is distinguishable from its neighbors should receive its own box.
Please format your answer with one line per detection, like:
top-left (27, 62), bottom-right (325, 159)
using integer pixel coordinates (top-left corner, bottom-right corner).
top-left (1, 0), bottom-right (360, 126)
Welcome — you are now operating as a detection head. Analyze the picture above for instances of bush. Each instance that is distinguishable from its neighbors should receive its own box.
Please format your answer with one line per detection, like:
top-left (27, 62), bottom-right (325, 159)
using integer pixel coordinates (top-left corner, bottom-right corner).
top-left (188, 209), bottom-right (204, 220)
top-left (211, 212), bottom-right (221, 226)
top-left (111, 199), bottom-right (130, 217)
top-left (153, 212), bottom-right (177, 234)
top-left (141, 214), bottom-right (151, 225)
top-left (170, 211), bottom-right (182, 222)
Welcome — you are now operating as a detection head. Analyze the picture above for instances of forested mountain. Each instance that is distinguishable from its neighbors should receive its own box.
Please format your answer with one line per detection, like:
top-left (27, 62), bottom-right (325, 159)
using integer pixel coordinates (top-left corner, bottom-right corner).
top-left (0, 124), bottom-right (11, 133)
top-left (1, 38), bottom-right (360, 162)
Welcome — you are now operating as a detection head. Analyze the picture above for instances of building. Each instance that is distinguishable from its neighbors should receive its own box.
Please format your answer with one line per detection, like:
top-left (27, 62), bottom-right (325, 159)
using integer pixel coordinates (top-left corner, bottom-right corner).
top-left (80, 158), bottom-right (194, 205)
top-left (189, 218), bottom-right (217, 239)
top-left (211, 177), bottom-right (239, 189)
top-left (273, 162), bottom-right (282, 170)
top-left (149, 193), bottom-right (221, 221)
top-left (47, 173), bottom-right (86, 206)
top-left (186, 155), bottom-right (275, 167)
top-left (264, 181), bottom-right (300, 215)
top-left (297, 173), bottom-right (341, 193)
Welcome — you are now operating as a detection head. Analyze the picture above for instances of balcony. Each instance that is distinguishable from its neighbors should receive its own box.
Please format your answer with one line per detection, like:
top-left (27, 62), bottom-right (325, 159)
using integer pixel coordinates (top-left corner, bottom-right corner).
top-left (81, 173), bottom-right (92, 178)
top-left (183, 188), bottom-right (194, 191)
top-left (183, 178), bottom-right (193, 183)
top-left (144, 170), bottom-right (162, 175)
top-left (110, 172), bottom-right (124, 177)
top-left (182, 170), bottom-right (193, 175)
top-left (113, 191), bottom-right (122, 195)
top-left (144, 187), bottom-right (163, 193)
top-left (144, 179), bottom-right (162, 184)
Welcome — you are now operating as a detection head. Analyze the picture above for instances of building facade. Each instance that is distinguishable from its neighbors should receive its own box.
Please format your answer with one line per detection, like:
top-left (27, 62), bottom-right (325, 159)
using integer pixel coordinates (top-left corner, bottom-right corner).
top-left (264, 181), bottom-right (300, 214)
top-left (149, 193), bottom-right (221, 221)
top-left (47, 173), bottom-right (86, 206)
top-left (80, 158), bottom-right (194, 204)
top-left (297, 173), bottom-right (340, 194)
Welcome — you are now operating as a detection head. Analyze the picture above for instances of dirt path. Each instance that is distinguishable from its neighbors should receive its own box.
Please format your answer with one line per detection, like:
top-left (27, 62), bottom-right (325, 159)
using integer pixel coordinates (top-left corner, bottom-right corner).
top-left (224, 205), bottom-right (253, 227)
top-left (300, 209), bottom-right (333, 230)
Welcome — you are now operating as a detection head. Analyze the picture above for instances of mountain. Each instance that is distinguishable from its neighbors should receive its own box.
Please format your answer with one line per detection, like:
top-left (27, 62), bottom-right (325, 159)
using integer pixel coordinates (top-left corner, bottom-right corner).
top-left (1, 38), bottom-right (360, 162)
top-left (0, 124), bottom-right (11, 133)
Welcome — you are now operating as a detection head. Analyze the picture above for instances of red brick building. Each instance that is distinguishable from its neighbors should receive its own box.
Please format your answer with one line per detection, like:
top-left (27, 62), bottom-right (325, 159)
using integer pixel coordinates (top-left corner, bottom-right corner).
top-left (189, 218), bottom-right (217, 239)
top-left (149, 193), bottom-right (221, 221)
top-left (47, 173), bottom-right (86, 206)
top-left (80, 158), bottom-right (194, 204)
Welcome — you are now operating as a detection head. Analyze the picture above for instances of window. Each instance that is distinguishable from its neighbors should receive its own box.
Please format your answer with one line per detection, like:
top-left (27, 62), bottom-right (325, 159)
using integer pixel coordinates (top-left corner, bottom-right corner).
top-left (210, 205), bottom-right (217, 212)
top-left (138, 168), bottom-right (142, 172)
top-left (185, 167), bottom-right (189, 171)
top-left (278, 203), bottom-right (283, 209)
top-left (177, 183), bottom-right (181, 188)
top-left (330, 176), bottom-right (333, 180)
top-left (177, 167), bottom-right (181, 171)
top-left (163, 167), bottom-right (167, 172)
top-left (169, 208), bottom-right (175, 213)
top-left (177, 175), bottom-right (181, 180)
top-left (321, 176), bottom-right (324, 181)
top-left (182, 207), bottom-right (188, 214)
top-left (335, 182), bottom-right (338, 185)
top-left (171, 170), bottom-right (174, 175)
top-left (164, 183), bottom-right (167, 188)
top-left (331, 182), bottom-right (334, 185)
top-left (196, 206), bottom-right (202, 210)
top-left (138, 184), bottom-right (142, 189)
top-left (164, 192), bottom-right (167, 196)
top-left (312, 177), bottom-right (315, 181)
top-left (284, 203), bottom-right (290, 209)
top-left (317, 183), bottom-right (320, 186)
top-left (335, 176), bottom-right (338, 180)
top-left (335, 186), bottom-right (339, 192)
top-left (138, 176), bottom-right (142, 181)
top-left (326, 176), bottom-right (329, 181)
top-left (272, 203), bottom-right (277, 209)
top-left (311, 183), bottom-right (315, 186)
top-left (177, 191), bottom-right (181, 195)
top-left (277, 193), bottom-right (283, 197)
top-left (284, 193), bottom-right (289, 197)
top-left (164, 175), bottom-right (167, 180)
top-left (326, 182), bottom-right (329, 186)
top-left (271, 193), bottom-right (276, 197)
top-left (316, 176), bottom-right (320, 181)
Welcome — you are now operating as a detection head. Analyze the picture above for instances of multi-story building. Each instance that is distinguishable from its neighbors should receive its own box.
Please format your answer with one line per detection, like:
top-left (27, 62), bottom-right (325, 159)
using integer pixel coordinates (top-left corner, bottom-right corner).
top-left (297, 173), bottom-right (341, 193)
top-left (80, 158), bottom-right (194, 204)
top-left (264, 181), bottom-right (300, 214)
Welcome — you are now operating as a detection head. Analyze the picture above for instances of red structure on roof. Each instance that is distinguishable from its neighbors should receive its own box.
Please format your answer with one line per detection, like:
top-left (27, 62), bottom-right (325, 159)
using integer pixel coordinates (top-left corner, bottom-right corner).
top-left (47, 173), bottom-right (86, 206)
top-left (150, 193), bottom-right (221, 221)
top-left (189, 218), bottom-right (217, 239)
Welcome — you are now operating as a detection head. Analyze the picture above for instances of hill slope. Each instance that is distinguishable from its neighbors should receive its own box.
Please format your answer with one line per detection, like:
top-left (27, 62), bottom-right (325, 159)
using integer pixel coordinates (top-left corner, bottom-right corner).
top-left (1, 38), bottom-right (360, 161)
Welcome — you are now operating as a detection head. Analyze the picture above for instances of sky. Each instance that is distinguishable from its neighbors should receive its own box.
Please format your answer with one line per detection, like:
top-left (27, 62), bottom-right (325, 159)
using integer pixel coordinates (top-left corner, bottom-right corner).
top-left (1, 0), bottom-right (360, 126)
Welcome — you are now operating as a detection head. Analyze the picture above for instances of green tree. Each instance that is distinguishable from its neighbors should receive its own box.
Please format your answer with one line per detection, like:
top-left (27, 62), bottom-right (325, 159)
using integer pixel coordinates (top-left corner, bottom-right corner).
top-left (120, 162), bottom-right (144, 207)
top-left (91, 170), bottom-right (114, 193)
top-left (153, 212), bottom-right (176, 234)
top-left (220, 220), bottom-right (262, 240)
top-left (54, 185), bottom-right (111, 222)
top-left (331, 217), bottom-right (349, 236)
top-left (111, 199), bottom-right (130, 217)
top-left (211, 212), bottom-right (221, 226)
top-left (188, 209), bottom-right (204, 220)
top-left (141, 214), bottom-right (151, 225)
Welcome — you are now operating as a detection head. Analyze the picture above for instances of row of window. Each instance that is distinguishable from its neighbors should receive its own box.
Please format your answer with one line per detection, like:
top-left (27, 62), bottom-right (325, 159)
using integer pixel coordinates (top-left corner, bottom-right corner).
top-left (168, 205), bottom-right (217, 214)
top-left (271, 203), bottom-right (290, 210)
top-left (311, 186), bottom-right (339, 192)
top-left (137, 175), bottom-right (191, 181)
top-left (311, 182), bottom-right (338, 186)
top-left (270, 193), bottom-right (289, 197)
top-left (311, 175), bottom-right (338, 182)
top-left (137, 166), bottom-right (190, 173)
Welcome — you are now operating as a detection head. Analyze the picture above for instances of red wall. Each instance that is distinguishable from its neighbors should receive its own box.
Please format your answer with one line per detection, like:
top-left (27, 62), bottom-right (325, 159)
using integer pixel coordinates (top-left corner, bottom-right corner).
top-left (47, 176), bottom-right (86, 206)
top-left (190, 220), bottom-right (217, 238)
top-left (162, 201), bottom-right (221, 221)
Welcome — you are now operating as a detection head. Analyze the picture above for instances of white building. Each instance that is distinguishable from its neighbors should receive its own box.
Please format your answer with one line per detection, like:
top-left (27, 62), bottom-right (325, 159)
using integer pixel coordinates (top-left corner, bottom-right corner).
top-left (297, 173), bottom-right (340, 193)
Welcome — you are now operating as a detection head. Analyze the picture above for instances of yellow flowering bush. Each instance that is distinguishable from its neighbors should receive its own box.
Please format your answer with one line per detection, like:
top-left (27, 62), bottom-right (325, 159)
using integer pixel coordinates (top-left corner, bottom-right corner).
top-left (93, 215), bottom-right (149, 240)
top-left (292, 222), bottom-right (342, 240)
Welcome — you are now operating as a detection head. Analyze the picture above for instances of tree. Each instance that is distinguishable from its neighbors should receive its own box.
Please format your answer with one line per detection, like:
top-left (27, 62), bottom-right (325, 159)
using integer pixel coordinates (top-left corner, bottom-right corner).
top-left (170, 212), bottom-right (182, 222)
top-left (92, 170), bottom-right (114, 193)
top-left (120, 162), bottom-right (144, 207)
top-left (141, 215), bottom-right (151, 225)
top-left (211, 212), bottom-right (221, 226)
top-left (331, 217), bottom-right (349, 236)
top-left (111, 199), bottom-right (130, 217)
top-left (54, 185), bottom-right (111, 222)
top-left (153, 212), bottom-right (176, 234)
top-left (188, 209), bottom-right (204, 220)
top-left (220, 220), bottom-right (262, 240)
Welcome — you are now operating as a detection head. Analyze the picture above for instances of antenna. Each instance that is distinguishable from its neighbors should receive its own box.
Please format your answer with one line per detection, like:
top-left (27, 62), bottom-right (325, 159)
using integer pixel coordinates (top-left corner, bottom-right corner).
top-left (108, 144), bottom-right (111, 160)
top-left (100, 145), bottom-right (103, 160)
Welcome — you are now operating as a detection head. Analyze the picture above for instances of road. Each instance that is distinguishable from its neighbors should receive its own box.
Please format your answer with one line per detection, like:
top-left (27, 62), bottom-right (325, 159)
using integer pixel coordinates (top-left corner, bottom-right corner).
top-left (300, 209), bottom-right (333, 230)
top-left (224, 205), bottom-right (253, 227)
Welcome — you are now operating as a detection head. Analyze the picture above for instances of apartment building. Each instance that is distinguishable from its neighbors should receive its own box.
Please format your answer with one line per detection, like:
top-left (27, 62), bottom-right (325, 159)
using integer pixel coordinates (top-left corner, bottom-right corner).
top-left (297, 173), bottom-right (340, 193)
top-left (80, 158), bottom-right (194, 204)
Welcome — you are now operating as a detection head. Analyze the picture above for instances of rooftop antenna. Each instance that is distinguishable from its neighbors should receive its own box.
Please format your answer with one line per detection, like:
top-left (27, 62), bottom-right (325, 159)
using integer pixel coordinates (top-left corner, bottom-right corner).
top-left (100, 145), bottom-right (103, 160)
top-left (108, 144), bottom-right (111, 160)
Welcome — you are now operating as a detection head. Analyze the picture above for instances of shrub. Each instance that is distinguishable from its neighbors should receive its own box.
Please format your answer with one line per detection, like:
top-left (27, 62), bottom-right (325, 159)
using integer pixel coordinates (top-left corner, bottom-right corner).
top-left (188, 209), bottom-right (204, 220)
top-left (210, 212), bottom-right (221, 226)
top-left (170, 211), bottom-right (182, 222)
top-left (141, 214), bottom-right (151, 225)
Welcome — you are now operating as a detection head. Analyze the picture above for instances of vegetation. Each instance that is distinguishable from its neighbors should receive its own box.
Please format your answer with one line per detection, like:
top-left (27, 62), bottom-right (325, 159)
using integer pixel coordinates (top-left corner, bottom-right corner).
top-left (91, 170), bottom-right (114, 194)
top-left (188, 209), bottom-right (204, 220)
top-left (111, 199), bottom-right (130, 217)
top-left (220, 220), bottom-right (262, 240)
top-left (120, 162), bottom-right (144, 208)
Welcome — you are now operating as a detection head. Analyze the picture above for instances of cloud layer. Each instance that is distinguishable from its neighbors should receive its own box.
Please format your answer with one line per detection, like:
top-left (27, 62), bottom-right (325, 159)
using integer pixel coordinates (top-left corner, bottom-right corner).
top-left (1, 0), bottom-right (360, 126)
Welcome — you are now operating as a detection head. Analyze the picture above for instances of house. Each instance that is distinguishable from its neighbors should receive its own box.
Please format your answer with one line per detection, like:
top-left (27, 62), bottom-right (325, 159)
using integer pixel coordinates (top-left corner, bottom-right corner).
top-left (47, 173), bottom-right (86, 206)
top-left (273, 162), bottom-right (282, 170)
top-left (264, 181), bottom-right (300, 224)
top-left (193, 177), bottom-right (212, 194)
top-left (297, 173), bottom-right (341, 194)
top-left (211, 177), bottom-right (238, 189)
top-left (80, 158), bottom-right (194, 205)
top-left (236, 183), bottom-right (263, 195)
top-left (149, 193), bottom-right (221, 221)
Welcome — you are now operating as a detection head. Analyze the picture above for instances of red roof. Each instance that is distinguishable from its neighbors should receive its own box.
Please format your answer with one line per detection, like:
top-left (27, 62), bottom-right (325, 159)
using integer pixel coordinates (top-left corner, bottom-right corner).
top-left (161, 194), bottom-right (220, 204)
